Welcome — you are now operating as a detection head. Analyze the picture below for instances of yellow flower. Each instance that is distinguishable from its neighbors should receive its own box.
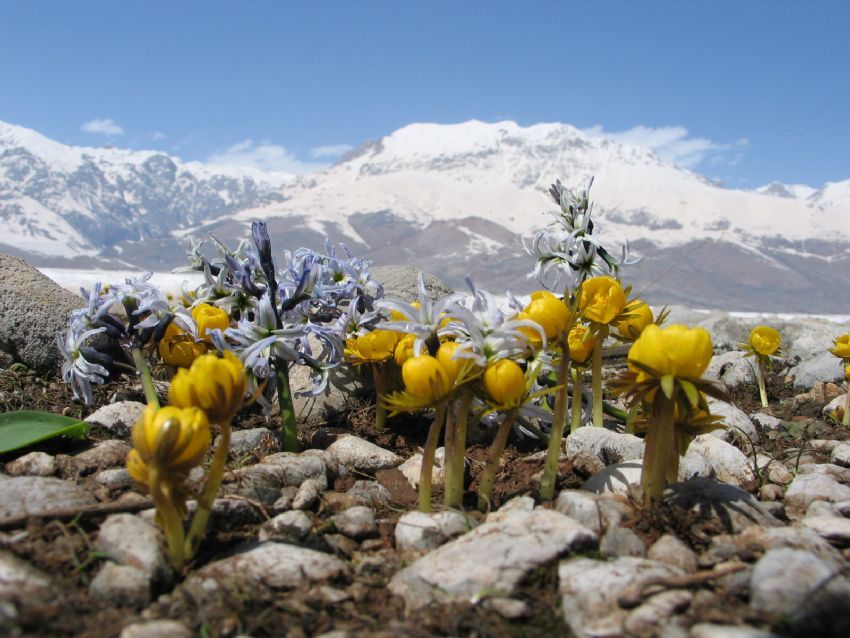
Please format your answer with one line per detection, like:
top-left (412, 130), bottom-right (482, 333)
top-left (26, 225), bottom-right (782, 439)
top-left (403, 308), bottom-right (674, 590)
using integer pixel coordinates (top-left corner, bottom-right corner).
top-left (402, 354), bottom-right (451, 403)
top-left (615, 301), bottom-right (654, 340)
top-left (394, 333), bottom-right (416, 366)
top-left (829, 334), bottom-right (850, 360)
top-left (484, 359), bottom-right (526, 406)
top-left (158, 322), bottom-right (206, 368)
top-left (578, 276), bottom-right (626, 325)
top-left (346, 330), bottom-right (400, 364)
top-left (169, 351), bottom-right (247, 423)
top-left (845, 364), bottom-right (850, 382)
top-left (568, 324), bottom-right (593, 364)
top-left (748, 325), bottom-right (781, 356)
top-left (437, 341), bottom-right (466, 386)
top-left (628, 324), bottom-right (713, 382)
top-left (191, 303), bottom-right (230, 341)
top-left (522, 290), bottom-right (571, 340)
top-left (126, 404), bottom-right (211, 485)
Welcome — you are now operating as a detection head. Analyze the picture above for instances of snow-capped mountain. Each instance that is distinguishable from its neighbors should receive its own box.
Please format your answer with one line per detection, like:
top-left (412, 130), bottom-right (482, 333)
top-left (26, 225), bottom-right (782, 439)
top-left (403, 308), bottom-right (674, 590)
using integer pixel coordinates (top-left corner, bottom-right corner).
top-left (0, 121), bottom-right (288, 266)
top-left (2, 118), bottom-right (849, 312)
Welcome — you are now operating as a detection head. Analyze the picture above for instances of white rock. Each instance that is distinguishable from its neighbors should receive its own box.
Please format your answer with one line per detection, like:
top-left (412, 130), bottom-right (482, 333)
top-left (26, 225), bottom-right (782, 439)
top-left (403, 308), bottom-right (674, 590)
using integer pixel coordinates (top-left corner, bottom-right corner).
top-left (706, 397), bottom-right (759, 444)
top-left (647, 534), bottom-right (698, 573)
top-left (398, 447), bottom-right (445, 488)
top-left (346, 480), bottom-right (391, 508)
top-left (623, 589), bottom-right (692, 637)
top-left (830, 442), bottom-right (850, 468)
top-left (554, 490), bottom-right (602, 536)
top-left (558, 557), bottom-right (686, 638)
top-left (0, 476), bottom-right (97, 519)
top-left (498, 495), bottom-right (535, 512)
top-left (750, 412), bottom-right (782, 431)
top-left (85, 401), bottom-right (146, 437)
top-left (187, 542), bottom-right (346, 591)
top-left (801, 516), bottom-right (850, 545)
top-left (325, 435), bottom-right (402, 472)
top-left (389, 509), bottom-right (596, 609)
top-left (332, 506), bottom-right (377, 540)
top-left (222, 427), bottom-right (283, 460)
top-left (600, 527), bottom-right (646, 558)
top-left (88, 563), bottom-right (149, 607)
top-left (785, 473), bottom-right (850, 515)
top-left (823, 393), bottom-right (848, 417)
top-left (0, 550), bottom-right (51, 596)
top-left (93, 467), bottom-right (133, 490)
top-left (258, 510), bottom-right (313, 541)
top-left (687, 434), bottom-right (757, 491)
top-left (4, 451), bottom-right (55, 477)
top-left (394, 510), bottom-right (471, 553)
top-left (96, 514), bottom-right (170, 583)
top-left (754, 455), bottom-right (792, 485)
top-left (582, 460), bottom-right (643, 497)
top-left (790, 351), bottom-right (845, 388)
top-left (565, 427), bottom-right (645, 475)
top-left (690, 624), bottom-right (778, 638)
top-left (705, 350), bottom-right (757, 390)
top-left (233, 452), bottom-right (326, 488)
top-left (663, 479), bottom-right (780, 534)
top-left (797, 462), bottom-right (850, 484)
top-left (119, 620), bottom-right (193, 638)
top-left (292, 477), bottom-right (326, 510)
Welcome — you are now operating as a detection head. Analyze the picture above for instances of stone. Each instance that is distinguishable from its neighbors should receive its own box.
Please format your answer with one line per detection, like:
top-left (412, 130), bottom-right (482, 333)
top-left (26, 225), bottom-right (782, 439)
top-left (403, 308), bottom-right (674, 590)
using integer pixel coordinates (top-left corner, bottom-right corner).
top-left (806, 500), bottom-right (839, 518)
top-left (497, 495), bottom-right (535, 512)
top-left (398, 447), bottom-right (446, 488)
top-left (706, 397), bottom-right (759, 444)
top-left (235, 452), bottom-right (327, 488)
top-left (293, 477), bottom-right (326, 510)
top-left (647, 534), bottom-right (698, 573)
top-left (4, 451), bottom-right (55, 477)
top-left (554, 490), bottom-right (602, 536)
top-left (599, 526), bottom-right (646, 558)
top-left (801, 516), bottom-right (850, 546)
top-left (481, 597), bottom-right (530, 620)
top-left (790, 352), bottom-right (846, 388)
top-left (394, 510), bottom-right (471, 553)
top-left (750, 548), bottom-right (850, 619)
top-left (96, 514), bottom-right (170, 584)
top-left (797, 462), bottom-right (850, 484)
top-left (56, 439), bottom-right (131, 478)
top-left (389, 509), bottom-right (596, 609)
top-left (558, 557), bottom-right (686, 638)
top-left (0, 253), bottom-right (87, 371)
top-left (346, 480), bottom-right (392, 509)
top-left (785, 473), bottom-right (850, 515)
top-left (750, 412), bottom-right (782, 431)
top-left (755, 455), bottom-right (792, 485)
top-left (93, 467), bottom-right (133, 491)
top-left (332, 506), bottom-right (377, 540)
top-left (0, 476), bottom-right (97, 519)
top-left (759, 484), bottom-right (784, 502)
top-left (831, 442), bottom-right (850, 468)
top-left (258, 510), bottom-right (313, 542)
top-left (0, 550), bottom-right (51, 596)
top-left (325, 436), bottom-right (402, 473)
top-left (119, 620), bottom-right (193, 638)
top-left (582, 460), bottom-right (643, 498)
top-left (704, 350), bottom-right (757, 390)
top-left (88, 563), bottom-right (150, 607)
top-left (84, 401), bottom-right (145, 437)
top-left (222, 427), bottom-right (283, 461)
top-left (623, 589), bottom-right (692, 637)
top-left (663, 479), bottom-right (780, 535)
top-left (711, 525), bottom-right (845, 566)
top-left (565, 427), bottom-right (645, 476)
top-left (270, 486), bottom-right (299, 514)
top-left (690, 624), bottom-right (777, 638)
top-left (186, 542), bottom-right (346, 592)
top-left (371, 265), bottom-right (454, 303)
top-left (687, 434), bottom-right (757, 491)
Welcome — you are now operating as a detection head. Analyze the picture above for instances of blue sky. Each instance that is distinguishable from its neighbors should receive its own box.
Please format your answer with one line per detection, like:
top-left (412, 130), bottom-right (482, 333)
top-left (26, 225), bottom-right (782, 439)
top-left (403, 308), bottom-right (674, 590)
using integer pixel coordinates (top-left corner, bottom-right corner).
top-left (0, 0), bottom-right (847, 188)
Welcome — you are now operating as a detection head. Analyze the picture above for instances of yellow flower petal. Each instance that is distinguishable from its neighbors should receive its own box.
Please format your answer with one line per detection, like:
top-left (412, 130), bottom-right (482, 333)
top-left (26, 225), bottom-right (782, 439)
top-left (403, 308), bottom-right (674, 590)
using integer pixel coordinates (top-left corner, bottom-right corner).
top-left (578, 276), bottom-right (626, 325)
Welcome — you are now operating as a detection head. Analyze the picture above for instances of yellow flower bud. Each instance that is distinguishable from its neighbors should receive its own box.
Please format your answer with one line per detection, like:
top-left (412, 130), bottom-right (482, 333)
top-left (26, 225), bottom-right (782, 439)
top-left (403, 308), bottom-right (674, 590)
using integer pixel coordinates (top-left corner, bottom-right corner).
top-left (568, 324), bottom-right (593, 364)
top-left (394, 334), bottom-right (416, 367)
top-left (628, 324), bottom-right (713, 382)
top-left (169, 351), bottom-right (247, 423)
top-left (127, 404), bottom-right (211, 485)
top-left (748, 325), bottom-right (781, 356)
top-left (845, 364), bottom-right (850, 382)
top-left (158, 322), bottom-right (206, 368)
top-left (615, 301), bottom-right (654, 340)
top-left (191, 303), bottom-right (229, 341)
top-left (829, 334), bottom-right (850, 360)
top-left (437, 341), bottom-right (466, 386)
top-left (523, 290), bottom-right (571, 340)
top-left (402, 354), bottom-right (451, 402)
top-left (361, 330), bottom-right (400, 361)
top-left (484, 359), bottom-right (526, 405)
top-left (578, 276), bottom-right (626, 325)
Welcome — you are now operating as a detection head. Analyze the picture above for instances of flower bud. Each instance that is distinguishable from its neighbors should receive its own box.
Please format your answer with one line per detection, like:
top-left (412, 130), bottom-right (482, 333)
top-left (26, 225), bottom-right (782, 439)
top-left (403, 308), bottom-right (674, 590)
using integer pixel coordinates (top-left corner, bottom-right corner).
top-left (578, 276), bottom-right (626, 325)
top-left (523, 290), bottom-right (570, 340)
top-left (169, 351), bottom-right (247, 423)
top-left (829, 334), bottom-right (850, 360)
top-left (402, 354), bottom-right (451, 402)
top-left (437, 341), bottom-right (465, 386)
top-left (628, 324), bottom-right (713, 382)
top-left (568, 324), bottom-right (593, 364)
top-left (615, 301), bottom-right (654, 340)
top-left (394, 334), bottom-right (416, 366)
top-left (191, 303), bottom-right (229, 341)
top-left (484, 359), bottom-right (525, 405)
top-left (158, 322), bottom-right (205, 367)
top-left (748, 325), bottom-right (781, 356)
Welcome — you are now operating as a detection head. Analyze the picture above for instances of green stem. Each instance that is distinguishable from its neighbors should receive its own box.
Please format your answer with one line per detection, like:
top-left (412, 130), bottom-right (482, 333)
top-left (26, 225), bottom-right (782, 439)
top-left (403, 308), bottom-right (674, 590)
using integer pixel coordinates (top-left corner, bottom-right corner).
top-left (478, 408), bottom-right (517, 511)
top-left (275, 362), bottom-right (299, 452)
top-left (591, 334), bottom-right (604, 427)
top-left (372, 364), bottom-right (387, 430)
top-left (641, 397), bottom-right (676, 508)
top-left (132, 347), bottom-right (159, 408)
top-left (571, 367), bottom-right (584, 432)
top-left (446, 389), bottom-right (472, 509)
top-left (419, 405), bottom-right (447, 513)
top-left (540, 344), bottom-right (571, 500)
top-left (149, 467), bottom-right (184, 569)
top-left (757, 356), bottom-right (769, 408)
top-left (184, 419), bottom-right (230, 560)
top-left (603, 401), bottom-right (629, 422)
top-left (442, 400), bottom-right (455, 507)
top-left (843, 382), bottom-right (850, 427)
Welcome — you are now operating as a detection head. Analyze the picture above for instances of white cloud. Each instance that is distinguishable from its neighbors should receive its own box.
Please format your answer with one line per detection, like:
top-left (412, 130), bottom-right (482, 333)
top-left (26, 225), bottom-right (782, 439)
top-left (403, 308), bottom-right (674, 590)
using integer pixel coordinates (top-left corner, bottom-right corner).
top-left (582, 124), bottom-right (748, 169)
top-left (81, 118), bottom-right (125, 136)
top-left (151, 131), bottom-right (166, 141)
top-left (310, 143), bottom-right (354, 159)
top-left (207, 139), bottom-right (327, 175)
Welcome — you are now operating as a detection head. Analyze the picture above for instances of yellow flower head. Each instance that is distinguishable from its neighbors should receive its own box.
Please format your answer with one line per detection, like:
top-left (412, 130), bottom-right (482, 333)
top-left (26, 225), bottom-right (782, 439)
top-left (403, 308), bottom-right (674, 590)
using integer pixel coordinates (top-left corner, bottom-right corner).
top-left (394, 333), bottom-right (416, 367)
top-left (402, 354), bottom-right (451, 403)
top-left (169, 351), bottom-right (247, 423)
top-left (346, 329), bottom-right (400, 364)
top-left (437, 341), bottom-right (466, 387)
top-left (615, 301), bottom-right (654, 340)
top-left (126, 404), bottom-right (211, 485)
top-left (568, 324), bottom-right (593, 364)
top-left (829, 334), bottom-right (850, 361)
top-left (747, 325), bottom-right (781, 357)
top-left (158, 322), bottom-right (206, 368)
top-left (522, 290), bottom-right (571, 340)
top-left (191, 303), bottom-right (230, 341)
top-left (484, 358), bottom-right (526, 406)
top-left (845, 364), bottom-right (850, 382)
top-left (578, 276), bottom-right (626, 325)
top-left (628, 324), bottom-right (713, 382)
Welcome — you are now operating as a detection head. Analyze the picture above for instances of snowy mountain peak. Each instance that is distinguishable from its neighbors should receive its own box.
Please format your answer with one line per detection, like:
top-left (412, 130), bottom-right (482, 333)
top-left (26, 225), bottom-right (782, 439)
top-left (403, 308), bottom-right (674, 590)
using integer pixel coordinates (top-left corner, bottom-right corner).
top-left (754, 181), bottom-right (817, 200)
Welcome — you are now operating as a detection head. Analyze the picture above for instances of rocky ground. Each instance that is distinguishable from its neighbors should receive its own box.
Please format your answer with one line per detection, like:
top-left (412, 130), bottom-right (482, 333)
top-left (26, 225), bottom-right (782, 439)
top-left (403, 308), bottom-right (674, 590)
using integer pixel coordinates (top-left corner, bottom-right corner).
top-left (1, 257), bottom-right (850, 638)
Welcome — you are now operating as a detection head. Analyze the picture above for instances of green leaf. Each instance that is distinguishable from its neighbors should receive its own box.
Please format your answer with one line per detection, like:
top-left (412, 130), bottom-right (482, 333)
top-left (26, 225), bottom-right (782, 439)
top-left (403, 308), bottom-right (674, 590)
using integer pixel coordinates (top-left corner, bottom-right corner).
top-left (679, 380), bottom-right (700, 407)
top-left (0, 410), bottom-right (88, 454)
top-left (660, 375), bottom-right (675, 400)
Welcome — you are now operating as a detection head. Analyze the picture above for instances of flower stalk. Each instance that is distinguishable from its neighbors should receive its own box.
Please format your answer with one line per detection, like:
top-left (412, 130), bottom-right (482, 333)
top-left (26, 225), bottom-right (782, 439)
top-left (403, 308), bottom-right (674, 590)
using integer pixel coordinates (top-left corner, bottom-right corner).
top-left (275, 359), bottom-right (299, 452)
top-left (591, 334), bottom-right (604, 426)
top-left (640, 396), bottom-right (676, 507)
top-left (757, 356), bottom-right (769, 408)
top-left (419, 405), bottom-right (447, 513)
top-left (148, 466), bottom-right (185, 569)
top-left (372, 364), bottom-right (388, 430)
top-left (132, 346), bottom-right (159, 409)
top-left (478, 408), bottom-right (517, 511)
top-left (445, 389), bottom-right (472, 508)
top-left (571, 367), bottom-right (584, 432)
top-left (540, 344), bottom-right (570, 500)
